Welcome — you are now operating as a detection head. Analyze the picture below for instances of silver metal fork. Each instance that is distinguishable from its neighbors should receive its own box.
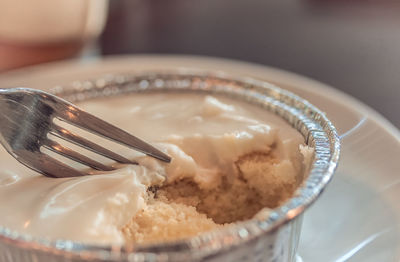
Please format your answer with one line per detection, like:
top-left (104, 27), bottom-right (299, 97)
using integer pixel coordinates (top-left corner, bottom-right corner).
top-left (0, 88), bottom-right (171, 178)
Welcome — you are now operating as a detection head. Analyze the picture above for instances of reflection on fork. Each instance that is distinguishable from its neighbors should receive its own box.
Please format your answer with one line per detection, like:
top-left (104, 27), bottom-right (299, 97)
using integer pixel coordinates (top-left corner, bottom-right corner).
top-left (0, 87), bottom-right (171, 178)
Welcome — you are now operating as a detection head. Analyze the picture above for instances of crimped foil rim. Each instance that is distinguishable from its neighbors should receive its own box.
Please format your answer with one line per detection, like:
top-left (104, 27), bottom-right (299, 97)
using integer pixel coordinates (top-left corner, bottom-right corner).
top-left (0, 70), bottom-right (340, 260)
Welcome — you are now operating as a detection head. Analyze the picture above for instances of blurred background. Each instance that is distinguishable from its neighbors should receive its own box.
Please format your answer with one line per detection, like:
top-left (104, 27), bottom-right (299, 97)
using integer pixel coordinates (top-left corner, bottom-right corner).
top-left (0, 0), bottom-right (399, 127)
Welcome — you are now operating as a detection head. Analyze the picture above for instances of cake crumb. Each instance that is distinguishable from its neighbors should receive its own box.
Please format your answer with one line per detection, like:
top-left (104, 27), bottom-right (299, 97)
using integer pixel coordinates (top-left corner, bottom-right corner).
top-left (122, 149), bottom-right (304, 243)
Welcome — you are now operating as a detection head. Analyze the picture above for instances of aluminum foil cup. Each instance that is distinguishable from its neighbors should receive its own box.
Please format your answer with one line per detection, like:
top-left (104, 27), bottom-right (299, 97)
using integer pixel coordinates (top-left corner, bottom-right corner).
top-left (0, 71), bottom-right (340, 262)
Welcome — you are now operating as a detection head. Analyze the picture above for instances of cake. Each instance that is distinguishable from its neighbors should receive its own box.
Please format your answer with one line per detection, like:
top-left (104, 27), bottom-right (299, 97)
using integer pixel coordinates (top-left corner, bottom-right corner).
top-left (0, 93), bottom-right (313, 244)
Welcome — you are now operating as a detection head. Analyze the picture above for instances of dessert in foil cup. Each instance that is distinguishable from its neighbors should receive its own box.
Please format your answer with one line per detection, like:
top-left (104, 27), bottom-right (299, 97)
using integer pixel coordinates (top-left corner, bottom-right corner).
top-left (0, 71), bottom-right (340, 262)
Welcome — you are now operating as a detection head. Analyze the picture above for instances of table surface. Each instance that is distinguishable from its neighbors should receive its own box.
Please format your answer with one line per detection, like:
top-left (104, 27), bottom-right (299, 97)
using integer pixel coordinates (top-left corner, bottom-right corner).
top-left (100, 0), bottom-right (400, 129)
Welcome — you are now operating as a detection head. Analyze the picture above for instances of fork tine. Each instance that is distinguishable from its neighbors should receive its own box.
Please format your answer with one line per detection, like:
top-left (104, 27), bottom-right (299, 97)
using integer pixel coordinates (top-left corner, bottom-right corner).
top-left (53, 100), bottom-right (171, 163)
top-left (15, 150), bottom-right (85, 178)
top-left (50, 124), bottom-right (138, 165)
top-left (43, 139), bottom-right (115, 171)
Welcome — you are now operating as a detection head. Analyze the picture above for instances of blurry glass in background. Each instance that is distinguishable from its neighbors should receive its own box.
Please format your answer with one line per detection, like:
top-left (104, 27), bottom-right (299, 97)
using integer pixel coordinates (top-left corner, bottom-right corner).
top-left (0, 0), bottom-right (108, 71)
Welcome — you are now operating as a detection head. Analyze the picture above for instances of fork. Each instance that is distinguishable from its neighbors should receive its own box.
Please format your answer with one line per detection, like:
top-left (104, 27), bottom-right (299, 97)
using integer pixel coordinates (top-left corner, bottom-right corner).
top-left (0, 88), bottom-right (171, 178)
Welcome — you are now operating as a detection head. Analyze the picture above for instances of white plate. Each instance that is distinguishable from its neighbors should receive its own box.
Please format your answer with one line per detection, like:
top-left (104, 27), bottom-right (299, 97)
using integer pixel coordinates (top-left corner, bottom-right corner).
top-left (1, 55), bottom-right (399, 262)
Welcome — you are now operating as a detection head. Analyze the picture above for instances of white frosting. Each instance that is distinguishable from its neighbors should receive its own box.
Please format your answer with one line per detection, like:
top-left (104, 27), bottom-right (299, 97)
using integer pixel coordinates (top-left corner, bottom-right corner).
top-left (0, 93), bottom-right (305, 244)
